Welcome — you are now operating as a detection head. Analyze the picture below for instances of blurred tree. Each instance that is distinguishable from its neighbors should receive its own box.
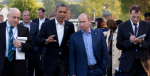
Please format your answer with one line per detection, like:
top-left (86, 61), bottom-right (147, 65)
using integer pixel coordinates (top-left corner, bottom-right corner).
top-left (42, 0), bottom-right (55, 17)
top-left (7, 0), bottom-right (15, 9)
top-left (11, 0), bottom-right (39, 20)
top-left (54, 0), bottom-right (68, 5)
top-left (68, 4), bottom-right (82, 18)
top-left (119, 0), bottom-right (150, 21)
top-left (0, 3), bottom-right (4, 9)
top-left (79, 0), bottom-right (103, 20)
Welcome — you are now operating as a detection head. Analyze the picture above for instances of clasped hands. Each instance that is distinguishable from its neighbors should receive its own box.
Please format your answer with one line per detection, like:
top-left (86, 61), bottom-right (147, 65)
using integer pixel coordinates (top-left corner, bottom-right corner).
top-left (46, 35), bottom-right (57, 43)
top-left (130, 35), bottom-right (145, 44)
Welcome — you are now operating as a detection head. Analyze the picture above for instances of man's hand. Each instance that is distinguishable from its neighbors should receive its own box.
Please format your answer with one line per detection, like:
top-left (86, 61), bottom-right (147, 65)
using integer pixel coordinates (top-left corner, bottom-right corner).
top-left (130, 35), bottom-right (136, 43)
top-left (13, 39), bottom-right (21, 48)
top-left (45, 35), bottom-right (57, 43)
top-left (132, 37), bottom-right (145, 44)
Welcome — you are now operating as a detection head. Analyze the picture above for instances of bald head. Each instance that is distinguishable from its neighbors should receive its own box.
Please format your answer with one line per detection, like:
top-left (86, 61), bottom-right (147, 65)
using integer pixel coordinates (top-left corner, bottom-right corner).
top-left (7, 8), bottom-right (21, 27)
top-left (78, 13), bottom-right (91, 33)
top-left (9, 8), bottom-right (21, 15)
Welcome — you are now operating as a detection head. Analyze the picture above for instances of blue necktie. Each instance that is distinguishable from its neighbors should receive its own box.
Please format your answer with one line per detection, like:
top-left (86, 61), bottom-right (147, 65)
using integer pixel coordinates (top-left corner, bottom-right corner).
top-left (8, 27), bottom-right (14, 62)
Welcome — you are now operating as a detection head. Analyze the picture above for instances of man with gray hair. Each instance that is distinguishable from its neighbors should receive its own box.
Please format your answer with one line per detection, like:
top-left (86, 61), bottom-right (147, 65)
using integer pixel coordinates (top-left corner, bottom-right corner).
top-left (69, 13), bottom-right (107, 76)
top-left (0, 8), bottom-right (33, 76)
top-left (35, 3), bottom-right (75, 76)
top-left (20, 10), bottom-right (39, 76)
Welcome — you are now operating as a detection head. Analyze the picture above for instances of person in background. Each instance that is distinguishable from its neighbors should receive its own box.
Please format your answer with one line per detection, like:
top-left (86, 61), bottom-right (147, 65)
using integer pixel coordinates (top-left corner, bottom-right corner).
top-left (106, 19), bottom-right (121, 76)
top-left (65, 8), bottom-right (71, 20)
top-left (48, 13), bottom-right (56, 20)
top-left (144, 12), bottom-right (150, 23)
top-left (0, 14), bottom-right (4, 23)
top-left (115, 20), bottom-right (123, 26)
top-left (32, 7), bottom-right (49, 76)
top-left (95, 17), bottom-right (108, 38)
top-left (20, 10), bottom-right (39, 76)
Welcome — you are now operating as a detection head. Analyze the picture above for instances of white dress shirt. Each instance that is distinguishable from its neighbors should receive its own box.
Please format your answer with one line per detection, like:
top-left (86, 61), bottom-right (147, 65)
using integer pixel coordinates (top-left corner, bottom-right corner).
top-left (55, 18), bottom-right (65, 46)
top-left (39, 18), bottom-right (45, 30)
top-left (5, 21), bottom-right (18, 57)
top-left (130, 19), bottom-right (139, 36)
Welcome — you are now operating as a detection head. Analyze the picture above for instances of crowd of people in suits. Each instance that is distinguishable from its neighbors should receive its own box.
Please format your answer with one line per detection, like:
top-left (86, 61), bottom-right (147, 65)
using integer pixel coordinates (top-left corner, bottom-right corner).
top-left (0, 3), bottom-right (150, 76)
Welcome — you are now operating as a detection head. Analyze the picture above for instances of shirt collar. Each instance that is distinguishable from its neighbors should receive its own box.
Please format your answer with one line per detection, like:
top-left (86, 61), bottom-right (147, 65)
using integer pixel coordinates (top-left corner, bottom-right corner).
top-left (81, 27), bottom-right (91, 34)
top-left (6, 21), bottom-right (17, 29)
top-left (23, 21), bottom-right (31, 26)
top-left (130, 19), bottom-right (139, 27)
top-left (55, 18), bottom-right (65, 26)
top-left (39, 18), bottom-right (45, 21)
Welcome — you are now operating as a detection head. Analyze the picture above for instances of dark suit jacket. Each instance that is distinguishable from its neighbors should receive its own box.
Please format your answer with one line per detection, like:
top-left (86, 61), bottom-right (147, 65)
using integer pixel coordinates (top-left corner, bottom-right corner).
top-left (0, 21), bottom-right (33, 75)
top-left (117, 20), bottom-right (150, 72)
top-left (34, 19), bottom-right (75, 74)
top-left (69, 29), bottom-right (108, 76)
top-left (32, 18), bottom-right (49, 55)
top-left (32, 18), bottom-right (49, 25)
top-left (20, 22), bottom-right (39, 52)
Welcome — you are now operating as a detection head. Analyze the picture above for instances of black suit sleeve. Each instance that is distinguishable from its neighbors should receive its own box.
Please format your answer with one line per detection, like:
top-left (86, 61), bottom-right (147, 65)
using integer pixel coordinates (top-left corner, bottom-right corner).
top-left (141, 24), bottom-right (150, 49)
top-left (117, 24), bottom-right (132, 50)
top-left (70, 23), bottom-right (75, 34)
top-left (21, 28), bottom-right (33, 52)
top-left (34, 22), bottom-right (47, 47)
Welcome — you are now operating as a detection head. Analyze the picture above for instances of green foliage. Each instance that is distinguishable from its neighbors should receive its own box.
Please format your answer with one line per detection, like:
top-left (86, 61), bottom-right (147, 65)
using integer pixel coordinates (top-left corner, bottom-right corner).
top-left (68, 4), bottom-right (82, 18)
top-left (11, 0), bottom-right (39, 20)
top-left (7, 0), bottom-right (15, 9)
top-left (0, 3), bottom-right (4, 9)
top-left (42, 0), bottom-right (55, 17)
top-left (79, 0), bottom-right (103, 19)
top-left (119, 0), bottom-right (150, 21)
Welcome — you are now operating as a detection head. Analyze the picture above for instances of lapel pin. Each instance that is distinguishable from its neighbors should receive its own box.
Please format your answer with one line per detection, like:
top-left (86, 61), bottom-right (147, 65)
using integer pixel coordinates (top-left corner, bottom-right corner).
top-left (95, 33), bottom-right (97, 34)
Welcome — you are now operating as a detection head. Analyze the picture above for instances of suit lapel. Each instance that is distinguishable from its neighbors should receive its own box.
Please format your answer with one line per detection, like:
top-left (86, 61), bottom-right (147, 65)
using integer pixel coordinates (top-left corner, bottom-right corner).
top-left (51, 19), bottom-right (59, 46)
top-left (91, 29), bottom-right (96, 54)
top-left (137, 21), bottom-right (144, 37)
top-left (60, 20), bottom-right (68, 46)
top-left (2, 22), bottom-right (6, 49)
top-left (18, 24), bottom-right (21, 37)
top-left (127, 20), bottom-right (134, 35)
top-left (77, 30), bottom-right (86, 53)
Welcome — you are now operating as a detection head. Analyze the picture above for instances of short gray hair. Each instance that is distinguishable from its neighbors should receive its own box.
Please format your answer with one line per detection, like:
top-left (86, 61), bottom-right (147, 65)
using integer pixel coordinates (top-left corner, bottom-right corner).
top-left (78, 13), bottom-right (91, 20)
top-left (22, 10), bottom-right (31, 16)
top-left (56, 3), bottom-right (68, 11)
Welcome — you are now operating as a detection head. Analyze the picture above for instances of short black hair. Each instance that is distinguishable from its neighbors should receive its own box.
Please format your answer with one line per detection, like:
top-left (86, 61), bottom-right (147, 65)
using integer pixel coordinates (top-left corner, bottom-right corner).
top-left (115, 20), bottom-right (123, 25)
top-left (56, 3), bottom-right (68, 11)
top-left (48, 13), bottom-right (56, 19)
top-left (38, 7), bottom-right (45, 12)
top-left (95, 17), bottom-right (104, 28)
top-left (144, 12), bottom-right (150, 18)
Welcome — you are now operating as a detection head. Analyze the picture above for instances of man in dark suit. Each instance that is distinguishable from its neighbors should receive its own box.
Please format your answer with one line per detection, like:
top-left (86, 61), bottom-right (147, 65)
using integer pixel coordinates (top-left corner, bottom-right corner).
top-left (69, 13), bottom-right (107, 76)
top-left (32, 7), bottom-right (49, 30)
top-left (0, 8), bottom-right (33, 76)
top-left (20, 10), bottom-right (39, 76)
top-left (144, 12), bottom-right (150, 23)
top-left (32, 7), bottom-right (49, 76)
top-left (117, 5), bottom-right (150, 76)
top-left (35, 3), bottom-right (75, 76)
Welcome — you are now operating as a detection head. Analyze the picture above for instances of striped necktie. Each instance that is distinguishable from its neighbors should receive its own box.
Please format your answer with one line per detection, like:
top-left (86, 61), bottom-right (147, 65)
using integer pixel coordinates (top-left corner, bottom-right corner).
top-left (8, 27), bottom-right (14, 62)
